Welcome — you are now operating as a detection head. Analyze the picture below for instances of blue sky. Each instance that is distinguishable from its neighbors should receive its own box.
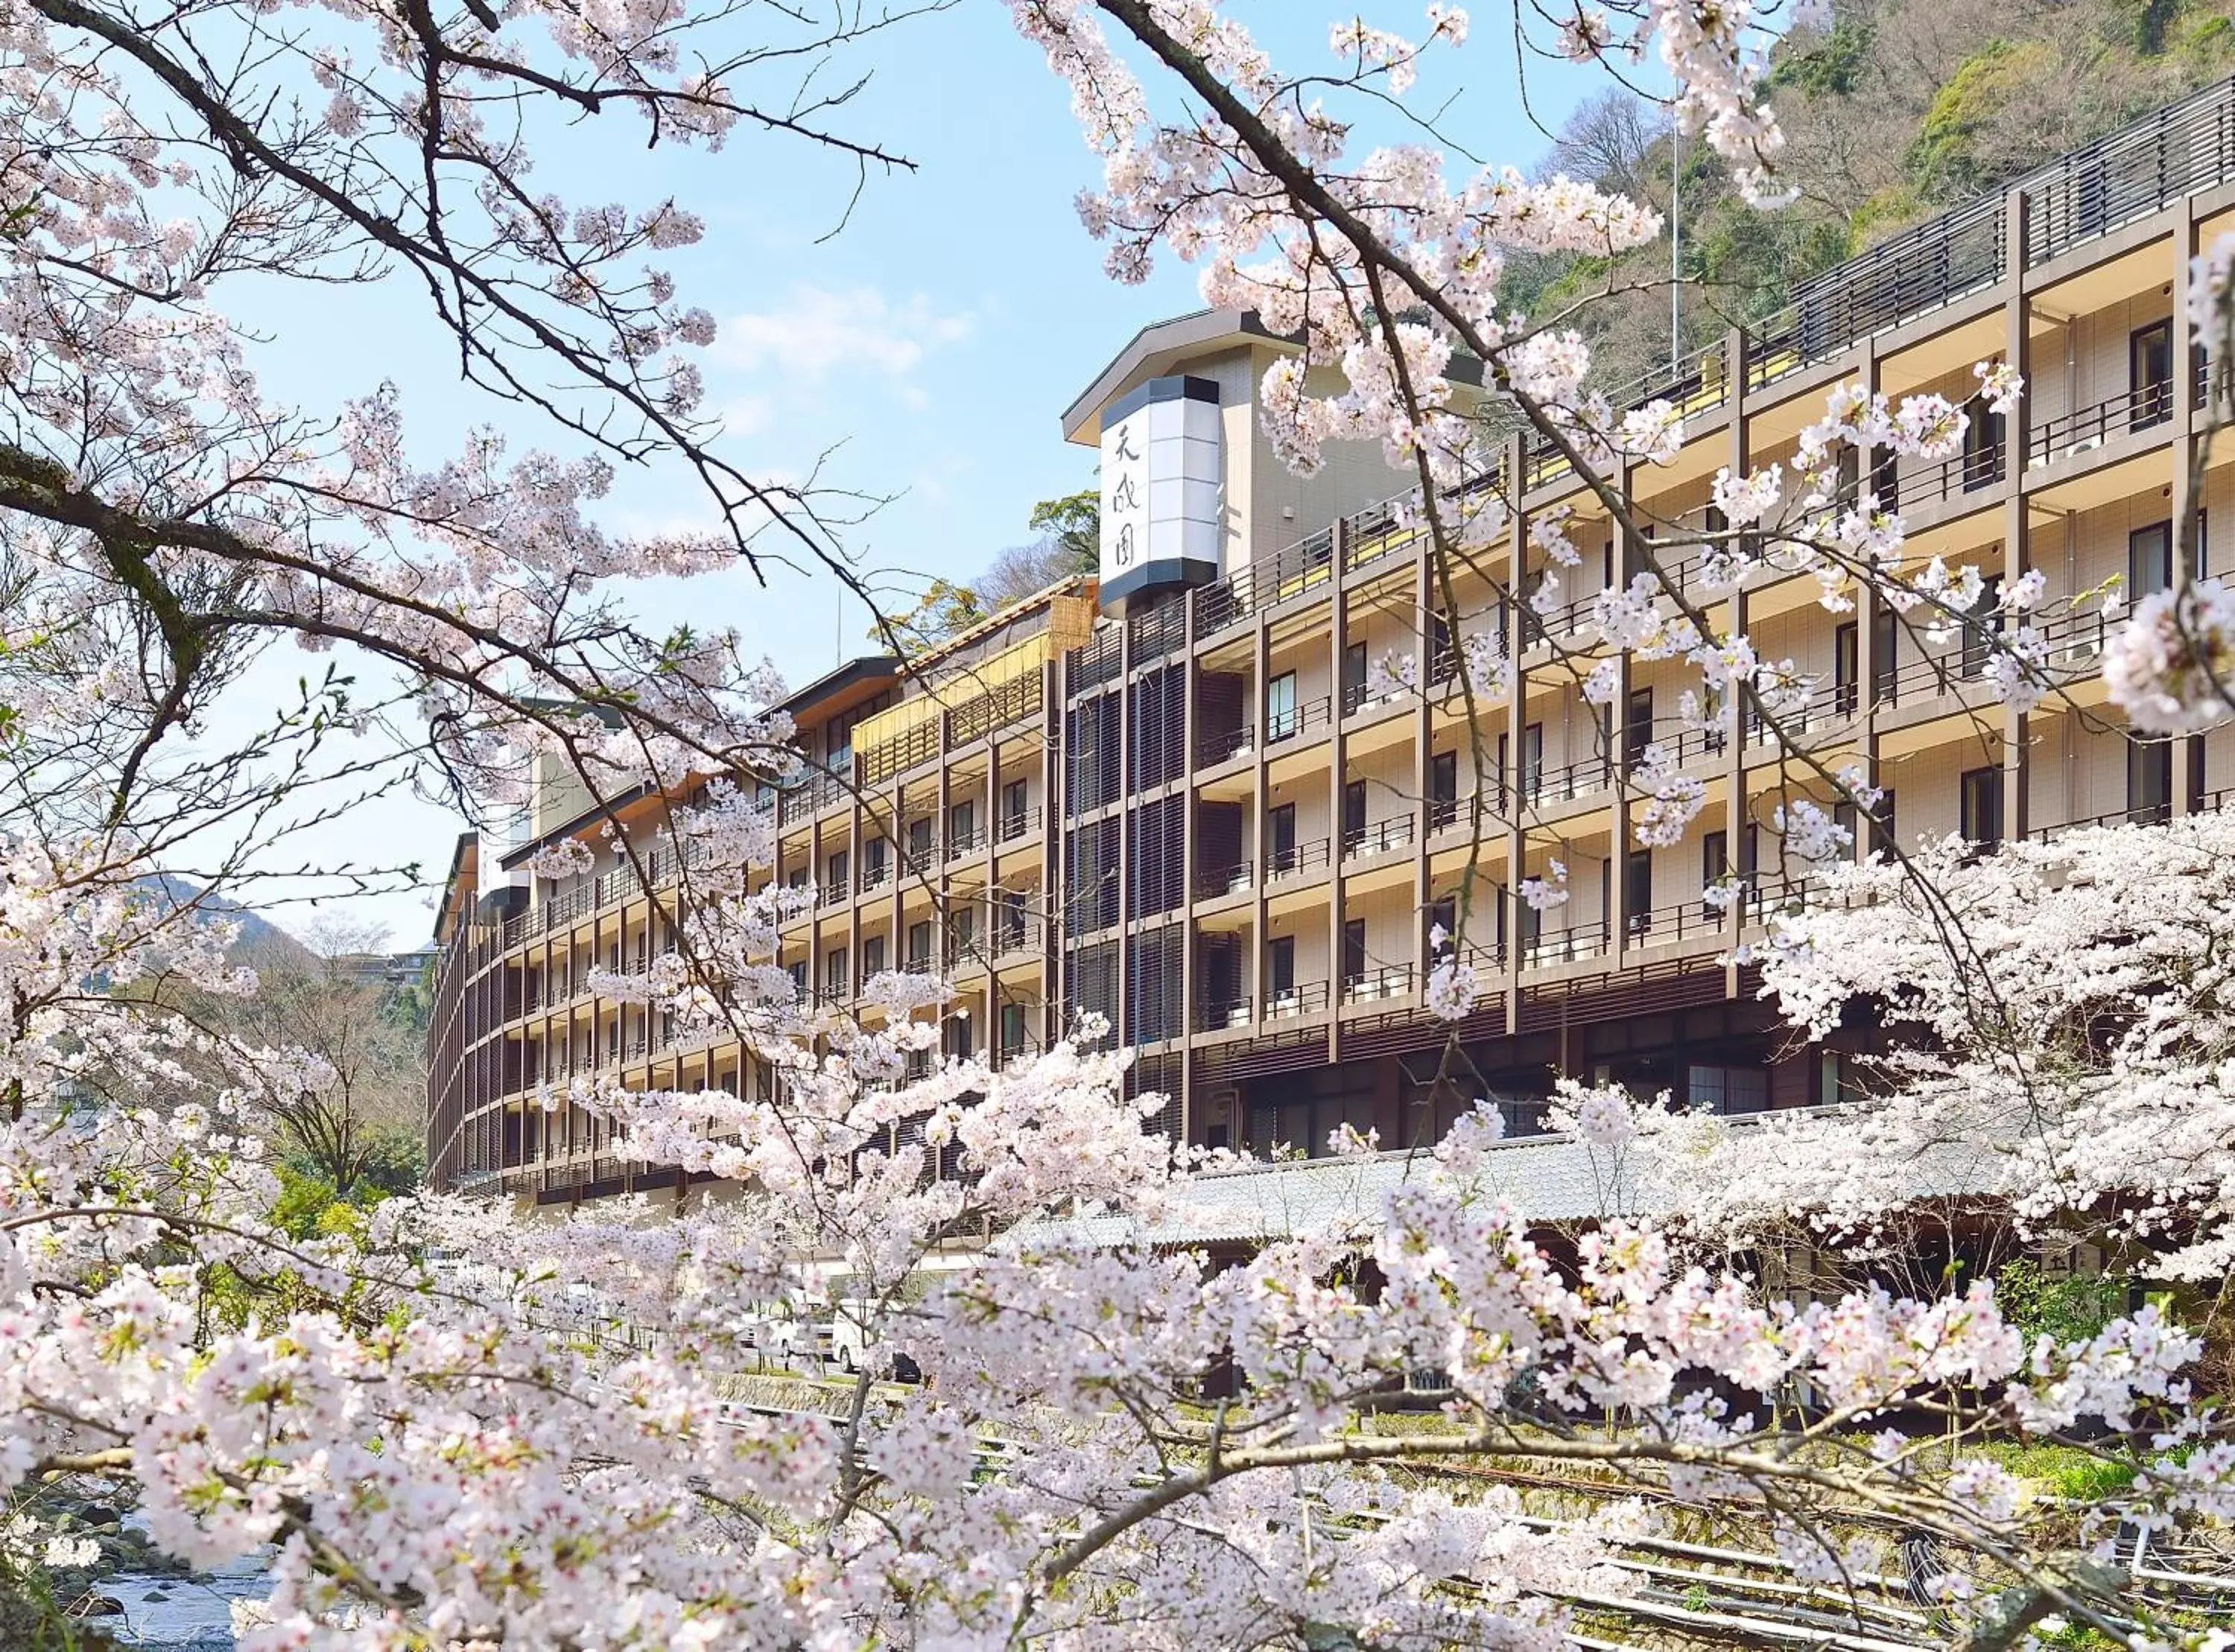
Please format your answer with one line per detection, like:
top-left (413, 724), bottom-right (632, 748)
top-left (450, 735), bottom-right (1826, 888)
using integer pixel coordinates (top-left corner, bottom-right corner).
top-left (231, 3), bottom-right (1608, 944)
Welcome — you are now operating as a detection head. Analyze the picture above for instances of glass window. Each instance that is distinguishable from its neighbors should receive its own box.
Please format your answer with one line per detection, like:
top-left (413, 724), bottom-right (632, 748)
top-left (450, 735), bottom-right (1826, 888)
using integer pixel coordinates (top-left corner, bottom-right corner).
top-left (2130, 521), bottom-right (2174, 600)
top-left (1266, 671), bottom-right (1299, 740)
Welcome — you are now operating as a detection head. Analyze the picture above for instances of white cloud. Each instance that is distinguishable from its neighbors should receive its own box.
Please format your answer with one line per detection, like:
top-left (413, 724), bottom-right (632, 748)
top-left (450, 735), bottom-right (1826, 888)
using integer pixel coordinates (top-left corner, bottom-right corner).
top-left (714, 285), bottom-right (974, 392)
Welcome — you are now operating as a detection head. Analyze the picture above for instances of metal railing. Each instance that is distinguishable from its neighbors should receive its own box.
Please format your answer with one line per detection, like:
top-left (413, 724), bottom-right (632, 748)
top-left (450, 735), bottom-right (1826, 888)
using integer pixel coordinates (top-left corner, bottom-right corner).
top-left (1521, 920), bottom-right (1609, 969)
top-left (856, 860), bottom-right (893, 897)
top-left (1197, 722), bottom-right (1254, 766)
top-left (2024, 77), bottom-right (2235, 264)
top-left (1196, 995), bottom-right (1253, 1032)
top-left (1524, 754), bottom-right (1614, 806)
top-left (2030, 382), bottom-right (2174, 467)
top-left (1266, 837), bottom-right (1331, 883)
top-left (1195, 860), bottom-right (1252, 900)
top-left (996, 805), bottom-right (1044, 842)
top-left (1341, 679), bottom-right (1410, 717)
top-left (2031, 801), bottom-right (2172, 842)
top-left (1342, 964), bottom-right (1415, 1003)
top-left (1625, 895), bottom-right (1731, 946)
top-left (945, 825), bottom-right (983, 862)
top-left (1342, 816), bottom-right (1416, 860)
top-left (1263, 981), bottom-right (1330, 1020)
top-left (1265, 695), bottom-right (1331, 745)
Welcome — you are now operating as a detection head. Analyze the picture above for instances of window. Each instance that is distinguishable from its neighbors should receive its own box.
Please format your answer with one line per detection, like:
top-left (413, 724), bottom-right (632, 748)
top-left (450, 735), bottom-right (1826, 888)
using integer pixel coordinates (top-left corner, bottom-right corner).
top-left (862, 837), bottom-right (888, 883)
top-left (2131, 319), bottom-right (2173, 431)
top-left (1267, 802), bottom-right (1298, 871)
top-left (1429, 751), bottom-right (1458, 829)
top-left (2128, 740), bottom-right (2173, 822)
top-left (824, 947), bottom-right (849, 999)
top-left (1430, 751), bottom-right (1458, 803)
top-left (1266, 671), bottom-right (1299, 740)
top-left (1961, 395), bottom-right (2004, 491)
top-left (1002, 778), bottom-right (1029, 836)
top-left (1342, 641), bottom-right (1369, 712)
top-left (1428, 611), bottom-right (1455, 680)
top-left (1625, 850), bottom-right (1653, 935)
top-left (1625, 686), bottom-right (1653, 769)
top-left (787, 866), bottom-right (809, 890)
top-left (1833, 621), bottom-right (1858, 716)
top-left (1687, 1064), bottom-right (1768, 1114)
top-left (1425, 896), bottom-right (1456, 961)
top-left (1266, 935), bottom-right (1297, 1000)
top-left (999, 1002), bottom-right (1028, 1061)
top-left (1342, 918), bottom-right (1368, 985)
top-left (1959, 765), bottom-right (2003, 851)
top-left (786, 959), bottom-right (808, 998)
top-left (950, 798), bottom-right (977, 851)
top-left (907, 919), bottom-right (933, 968)
top-left (2130, 521), bottom-right (2174, 600)
top-left (1871, 789), bottom-right (1898, 859)
top-left (1834, 801), bottom-right (1860, 862)
top-left (862, 935), bottom-right (886, 977)
top-left (825, 848), bottom-right (849, 895)
top-left (997, 889), bottom-right (1027, 953)
top-left (1961, 572), bottom-right (2003, 678)
top-left (1703, 830), bottom-right (1729, 919)
top-left (1342, 779), bottom-right (1367, 849)
top-left (948, 904), bottom-right (977, 963)
top-left (1872, 605), bottom-right (1899, 705)
top-left (907, 817), bottom-right (933, 858)
top-left (1521, 722), bottom-right (1544, 802)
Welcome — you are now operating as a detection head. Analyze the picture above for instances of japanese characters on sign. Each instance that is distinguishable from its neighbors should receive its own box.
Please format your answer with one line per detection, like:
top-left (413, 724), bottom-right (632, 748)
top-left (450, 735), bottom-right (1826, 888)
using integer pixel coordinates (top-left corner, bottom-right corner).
top-left (1097, 375), bottom-right (1222, 609)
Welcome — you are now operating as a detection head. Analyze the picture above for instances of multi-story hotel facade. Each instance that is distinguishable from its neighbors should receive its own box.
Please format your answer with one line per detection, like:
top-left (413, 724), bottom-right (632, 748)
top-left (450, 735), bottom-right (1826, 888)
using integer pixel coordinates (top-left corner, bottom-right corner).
top-left (429, 77), bottom-right (2235, 1204)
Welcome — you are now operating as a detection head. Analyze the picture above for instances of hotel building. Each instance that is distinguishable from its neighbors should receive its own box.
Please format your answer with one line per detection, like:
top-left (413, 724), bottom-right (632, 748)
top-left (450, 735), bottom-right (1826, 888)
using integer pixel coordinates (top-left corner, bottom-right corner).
top-left (429, 78), bottom-right (2235, 1203)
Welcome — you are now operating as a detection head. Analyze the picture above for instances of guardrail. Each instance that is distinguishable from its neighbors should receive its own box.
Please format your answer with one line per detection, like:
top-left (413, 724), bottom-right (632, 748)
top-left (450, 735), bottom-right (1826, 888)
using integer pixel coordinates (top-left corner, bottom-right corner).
top-left (2030, 382), bottom-right (2172, 468)
top-left (1342, 816), bottom-right (1415, 860)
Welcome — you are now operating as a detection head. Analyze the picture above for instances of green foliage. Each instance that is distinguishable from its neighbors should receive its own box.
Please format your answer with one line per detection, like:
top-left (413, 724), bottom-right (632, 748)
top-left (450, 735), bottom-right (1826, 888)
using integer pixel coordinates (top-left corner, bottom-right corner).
top-left (869, 577), bottom-right (989, 656)
top-left (1974, 1440), bottom-right (2140, 1502)
top-left (1993, 1258), bottom-right (2130, 1345)
top-left (1027, 489), bottom-right (1099, 569)
top-left (270, 1125), bottom-right (422, 1239)
top-left (1769, 19), bottom-right (1875, 95)
top-left (1907, 40), bottom-right (2052, 200)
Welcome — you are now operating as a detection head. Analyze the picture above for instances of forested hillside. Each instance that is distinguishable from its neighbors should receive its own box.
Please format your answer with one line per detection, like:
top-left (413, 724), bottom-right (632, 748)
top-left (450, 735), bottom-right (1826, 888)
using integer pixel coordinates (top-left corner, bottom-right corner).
top-left (1512, 0), bottom-right (2235, 391)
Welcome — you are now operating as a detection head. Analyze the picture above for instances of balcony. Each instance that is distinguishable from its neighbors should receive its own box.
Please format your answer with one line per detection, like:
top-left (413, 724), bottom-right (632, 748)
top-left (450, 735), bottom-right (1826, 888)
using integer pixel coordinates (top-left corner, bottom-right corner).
top-left (1265, 696), bottom-right (1331, 746)
top-left (1197, 723), bottom-right (1255, 766)
top-left (1342, 964), bottom-right (1414, 1004)
top-left (996, 805), bottom-right (1044, 844)
top-left (945, 825), bottom-right (983, 862)
top-left (1524, 755), bottom-right (1614, 808)
top-left (1264, 981), bottom-right (1330, 1020)
top-left (1196, 995), bottom-right (1253, 1032)
top-left (1341, 679), bottom-right (1410, 719)
top-left (2029, 801), bottom-right (2171, 843)
top-left (856, 861), bottom-right (893, 898)
top-left (1342, 816), bottom-right (1415, 860)
top-left (1195, 860), bottom-right (1252, 900)
top-left (1266, 837), bottom-right (1331, 884)
top-left (1521, 920), bottom-right (1609, 969)
top-left (1624, 895), bottom-right (1734, 947)
top-left (2029, 383), bottom-right (2172, 470)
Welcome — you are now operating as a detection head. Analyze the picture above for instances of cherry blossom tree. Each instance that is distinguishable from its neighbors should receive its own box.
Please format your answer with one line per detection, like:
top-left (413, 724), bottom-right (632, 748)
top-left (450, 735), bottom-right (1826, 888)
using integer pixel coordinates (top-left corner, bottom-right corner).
top-left (0, 0), bottom-right (2232, 1647)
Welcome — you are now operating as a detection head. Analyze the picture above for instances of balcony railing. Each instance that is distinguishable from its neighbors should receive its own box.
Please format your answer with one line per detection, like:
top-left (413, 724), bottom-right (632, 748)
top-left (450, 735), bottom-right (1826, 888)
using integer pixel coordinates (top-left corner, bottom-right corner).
top-left (1340, 679), bottom-right (1410, 717)
top-left (856, 861), bottom-right (893, 897)
top-left (1196, 995), bottom-right (1252, 1032)
top-left (1342, 964), bottom-right (1415, 1003)
top-left (996, 805), bottom-right (1044, 843)
top-left (1266, 837), bottom-right (1331, 883)
top-left (1524, 755), bottom-right (1614, 807)
top-left (2029, 383), bottom-right (2173, 468)
top-left (1625, 895), bottom-right (1732, 947)
top-left (2023, 78), bottom-right (2235, 265)
top-left (1521, 920), bottom-right (1609, 969)
top-left (1264, 981), bottom-right (1330, 1020)
top-left (1196, 860), bottom-right (1252, 900)
top-left (1197, 723), bottom-right (1254, 766)
top-left (945, 825), bottom-right (983, 862)
top-left (1265, 696), bottom-right (1331, 745)
top-left (2030, 801), bottom-right (2172, 843)
top-left (1342, 816), bottom-right (1415, 860)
